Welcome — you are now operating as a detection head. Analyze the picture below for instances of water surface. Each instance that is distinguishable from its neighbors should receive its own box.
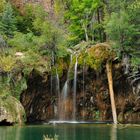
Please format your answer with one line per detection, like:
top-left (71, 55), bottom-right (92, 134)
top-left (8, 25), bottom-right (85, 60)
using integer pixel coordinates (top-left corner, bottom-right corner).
top-left (0, 124), bottom-right (140, 140)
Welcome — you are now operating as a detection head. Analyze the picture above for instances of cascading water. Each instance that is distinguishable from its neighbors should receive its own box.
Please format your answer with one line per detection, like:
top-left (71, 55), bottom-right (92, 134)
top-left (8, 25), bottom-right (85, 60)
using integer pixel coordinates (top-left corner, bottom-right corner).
top-left (82, 59), bottom-right (86, 120)
top-left (55, 69), bottom-right (60, 117)
top-left (50, 66), bottom-right (53, 95)
top-left (83, 59), bottom-right (85, 95)
top-left (72, 56), bottom-right (78, 120)
top-left (56, 69), bottom-right (60, 96)
top-left (59, 80), bottom-right (68, 120)
top-left (62, 80), bottom-right (69, 99)
top-left (50, 51), bottom-right (55, 95)
top-left (59, 55), bottom-right (73, 120)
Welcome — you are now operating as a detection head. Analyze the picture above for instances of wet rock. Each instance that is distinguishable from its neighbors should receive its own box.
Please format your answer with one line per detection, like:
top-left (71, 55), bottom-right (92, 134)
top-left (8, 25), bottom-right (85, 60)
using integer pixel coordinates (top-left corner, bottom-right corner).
top-left (21, 64), bottom-right (140, 123)
top-left (0, 96), bottom-right (25, 125)
top-left (20, 70), bottom-right (55, 122)
top-left (124, 111), bottom-right (140, 123)
top-left (118, 112), bottom-right (124, 123)
top-left (133, 97), bottom-right (140, 112)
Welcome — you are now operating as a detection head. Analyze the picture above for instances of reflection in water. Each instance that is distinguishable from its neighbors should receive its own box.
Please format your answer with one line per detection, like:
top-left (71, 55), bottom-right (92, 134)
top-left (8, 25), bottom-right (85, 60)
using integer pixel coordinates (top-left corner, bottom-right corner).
top-left (0, 124), bottom-right (140, 140)
top-left (15, 127), bottom-right (21, 140)
top-left (43, 124), bottom-right (77, 140)
top-left (72, 124), bottom-right (76, 140)
top-left (110, 125), bottom-right (117, 140)
top-left (43, 134), bottom-right (58, 140)
top-left (0, 126), bottom-right (22, 140)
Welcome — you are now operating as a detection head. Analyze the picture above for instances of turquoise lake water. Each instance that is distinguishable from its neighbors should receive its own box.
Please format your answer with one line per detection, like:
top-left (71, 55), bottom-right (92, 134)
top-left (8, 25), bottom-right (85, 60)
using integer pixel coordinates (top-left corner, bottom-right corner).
top-left (0, 124), bottom-right (140, 140)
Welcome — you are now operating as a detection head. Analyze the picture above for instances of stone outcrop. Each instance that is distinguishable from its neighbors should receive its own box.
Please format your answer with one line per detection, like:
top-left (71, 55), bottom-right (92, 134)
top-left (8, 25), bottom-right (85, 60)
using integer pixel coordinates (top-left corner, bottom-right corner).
top-left (20, 65), bottom-right (140, 123)
top-left (0, 96), bottom-right (25, 125)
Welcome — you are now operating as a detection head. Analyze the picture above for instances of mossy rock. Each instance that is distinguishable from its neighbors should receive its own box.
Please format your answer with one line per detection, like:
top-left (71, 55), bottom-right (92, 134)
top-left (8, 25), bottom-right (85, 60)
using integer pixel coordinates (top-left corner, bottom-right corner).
top-left (0, 95), bottom-right (26, 125)
top-left (118, 111), bottom-right (140, 123)
top-left (118, 112), bottom-right (124, 123)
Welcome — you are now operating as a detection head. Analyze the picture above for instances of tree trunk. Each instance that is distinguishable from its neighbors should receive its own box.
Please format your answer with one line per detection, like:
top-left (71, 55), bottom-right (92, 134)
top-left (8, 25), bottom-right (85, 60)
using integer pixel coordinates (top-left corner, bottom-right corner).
top-left (106, 61), bottom-right (117, 124)
top-left (97, 8), bottom-right (102, 42)
top-left (83, 23), bottom-right (89, 42)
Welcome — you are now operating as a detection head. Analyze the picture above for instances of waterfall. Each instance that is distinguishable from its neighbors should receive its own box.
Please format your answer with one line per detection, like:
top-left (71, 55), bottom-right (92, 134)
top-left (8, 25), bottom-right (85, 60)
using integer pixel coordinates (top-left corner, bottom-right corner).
top-left (82, 60), bottom-right (85, 120)
top-left (59, 80), bottom-right (68, 120)
top-left (50, 68), bottom-right (53, 95)
top-left (56, 69), bottom-right (60, 95)
top-left (62, 80), bottom-right (68, 99)
top-left (55, 69), bottom-right (60, 117)
top-left (83, 60), bottom-right (85, 95)
top-left (50, 52), bottom-right (55, 95)
top-left (59, 55), bottom-right (73, 120)
top-left (72, 56), bottom-right (78, 120)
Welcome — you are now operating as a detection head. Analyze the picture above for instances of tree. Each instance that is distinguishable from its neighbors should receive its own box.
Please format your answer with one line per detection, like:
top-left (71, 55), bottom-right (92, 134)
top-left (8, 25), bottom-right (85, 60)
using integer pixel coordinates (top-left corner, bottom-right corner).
top-left (104, 0), bottom-right (140, 69)
top-left (106, 60), bottom-right (117, 124)
top-left (0, 3), bottom-right (17, 37)
top-left (62, 0), bottom-right (102, 45)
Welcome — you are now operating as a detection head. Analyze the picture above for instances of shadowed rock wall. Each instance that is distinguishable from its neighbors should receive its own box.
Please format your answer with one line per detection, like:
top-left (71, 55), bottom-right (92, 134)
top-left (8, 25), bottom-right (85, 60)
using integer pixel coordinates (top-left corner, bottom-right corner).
top-left (20, 65), bottom-right (140, 123)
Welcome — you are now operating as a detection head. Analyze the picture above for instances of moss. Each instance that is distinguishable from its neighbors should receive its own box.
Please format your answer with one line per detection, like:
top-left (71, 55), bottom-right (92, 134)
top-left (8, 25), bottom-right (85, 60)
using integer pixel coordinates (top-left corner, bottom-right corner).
top-left (0, 95), bottom-right (26, 124)
top-left (78, 43), bottom-right (116, 70)
top-left (0, 55), bottom-right (17, 72)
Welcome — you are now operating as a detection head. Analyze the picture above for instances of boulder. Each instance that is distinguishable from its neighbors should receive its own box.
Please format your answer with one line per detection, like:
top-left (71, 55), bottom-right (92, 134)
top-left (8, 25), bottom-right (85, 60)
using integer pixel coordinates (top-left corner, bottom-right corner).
top-left (0, 96), bottom-right (26, 125)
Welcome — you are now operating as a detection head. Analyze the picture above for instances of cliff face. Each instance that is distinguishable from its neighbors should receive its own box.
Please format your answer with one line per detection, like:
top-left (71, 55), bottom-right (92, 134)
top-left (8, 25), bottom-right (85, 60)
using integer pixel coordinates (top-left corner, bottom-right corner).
top-left (10, 0), bottom-right (54, 13)
top-left (20, 65), bottom-right (140, 123)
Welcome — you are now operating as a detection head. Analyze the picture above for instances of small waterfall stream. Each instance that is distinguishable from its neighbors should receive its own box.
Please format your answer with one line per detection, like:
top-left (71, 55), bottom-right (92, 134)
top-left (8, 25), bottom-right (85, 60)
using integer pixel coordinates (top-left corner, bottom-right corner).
top-left (83, 59), bottom-right (85, 96)
top-left (50, 51), bottom-right (55, 95)
top-left (50, 66), bottom-right (53, 95)
top-left (55, 69), bottom-right (60, 117)
top-left (56, 69), bottom-right (60, 96)
top-left (72, 56), bottom-right (78, 120)
top-left (82, 59), bottom-right (86, 120)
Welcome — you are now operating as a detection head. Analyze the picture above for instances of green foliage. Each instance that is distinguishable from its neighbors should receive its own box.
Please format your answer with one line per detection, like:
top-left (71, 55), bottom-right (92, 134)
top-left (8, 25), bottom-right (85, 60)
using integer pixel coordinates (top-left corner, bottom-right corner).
top-left (131, 57), bottom-right (140, 71)
top-left (11, 76), bottom-right (27, 99)
top-left (0, 75), bottom-right (11, 97)
top-left (0, 72), bottom-right (27, 99)
top-left (17, 4), bottom-right (47, 33)
top-left (105, 10), bottom-right (138, 52)
top-left (0, 0), bottom-right (6, 13)
top-left (64, 0), bottom-right (101, 45)
top-left (104, 0), bottom-right (140, 68)
top-left (0, 55), bottom-right (16, 72)
top-left (0, 2), bottom-right (17, 37)
top-left (8, 32), bottom-right (38, 52)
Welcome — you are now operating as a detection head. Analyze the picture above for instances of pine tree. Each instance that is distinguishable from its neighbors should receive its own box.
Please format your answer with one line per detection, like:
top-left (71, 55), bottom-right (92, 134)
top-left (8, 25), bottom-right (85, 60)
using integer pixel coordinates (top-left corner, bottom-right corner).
top-left (0, 3), bottom-right (17, 37)
top-left (104, 0), bottom-right (140, 69)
